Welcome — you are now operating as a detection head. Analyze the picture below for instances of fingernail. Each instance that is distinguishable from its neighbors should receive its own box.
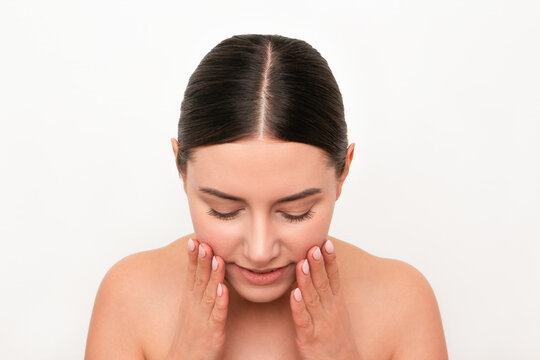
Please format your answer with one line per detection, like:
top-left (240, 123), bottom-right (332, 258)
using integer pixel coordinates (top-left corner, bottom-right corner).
top-left (212, 256), bottom-right (218, 271)
top-left (313, 247), bottom-right (322, 260)
top-left (294, 288), bottom-right (302, 302)
top-left (325, 239), bottom-right (334, 254)
top-left (188, 238), bottom-right (195, 252)
top-left (217, 282), bottom-right (223, 297)
top-left (199, 244), bottom-right (206, 258)
top-left (302, 259), bottom-right (310, 275)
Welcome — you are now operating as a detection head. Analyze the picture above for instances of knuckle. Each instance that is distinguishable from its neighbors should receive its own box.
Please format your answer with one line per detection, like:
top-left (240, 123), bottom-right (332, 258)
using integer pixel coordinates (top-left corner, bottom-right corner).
top-left (305, 294), bottom-right (320, 308)
top-left (296, 317), bottom-right (311, 329)
top-left (215, 300), bottom-right (226, 311)
top-left (201, 291), bottom-right (215, 306)
top-left (318, 280), bottom-right (331, 293)
top-left (295, 332), bottom-right (315, 350)
top-left (194, 275), bottom-right (207, 288)
top-left (292, 304), bottom-right (304, 315)
top-left (186, 264), bottom-right (195, 278)
top-left (211, 310), bottom-right (227, 324)
top-left (328, 267), bottom-right (339, 278)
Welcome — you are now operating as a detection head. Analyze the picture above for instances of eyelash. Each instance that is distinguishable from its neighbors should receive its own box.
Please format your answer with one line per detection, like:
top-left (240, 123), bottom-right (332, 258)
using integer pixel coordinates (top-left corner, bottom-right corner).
top-left (206, 208), bottom-right (314, 223)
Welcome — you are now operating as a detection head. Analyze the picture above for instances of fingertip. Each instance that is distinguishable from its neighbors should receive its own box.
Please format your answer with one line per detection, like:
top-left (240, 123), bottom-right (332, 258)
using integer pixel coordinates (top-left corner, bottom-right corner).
top-left (296, 259), bottom-right (304, 273)
top-left (217, 255), bottom-right (224, 267)
top-left (302, 259), bottom-right (310, 275)
top-left (293, 287), bottom-right (303, 302)
top-left (198, 244), bottom-right (206, 258)
top-left (219, 283), bottom-right (229, 306)
top-left (213, 255), bottom-right (225, 276)
top-left (188, 238), bottom-right (200, 257)
top-left (313, 246), bottom-right (322, 261)
top-left (217, 282), bottom-right (223, 297)
top-left (324, 239), bottom-right (335, 254)
top-left (221, 282), bottom-right (228, 294)
top-left (212, 256), bottom-right (218, 271)
top-left (186, 239), bottom-right (199, 265)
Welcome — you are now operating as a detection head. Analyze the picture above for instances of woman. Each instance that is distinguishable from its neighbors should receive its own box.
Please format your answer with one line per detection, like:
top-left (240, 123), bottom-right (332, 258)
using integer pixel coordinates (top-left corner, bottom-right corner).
top-left (85, 34), bottom-right (448, 359)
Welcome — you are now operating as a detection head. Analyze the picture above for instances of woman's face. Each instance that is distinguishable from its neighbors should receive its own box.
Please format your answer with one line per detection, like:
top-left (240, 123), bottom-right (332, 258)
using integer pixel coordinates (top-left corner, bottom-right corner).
top-left (174, 138), bottom-right (353, 304)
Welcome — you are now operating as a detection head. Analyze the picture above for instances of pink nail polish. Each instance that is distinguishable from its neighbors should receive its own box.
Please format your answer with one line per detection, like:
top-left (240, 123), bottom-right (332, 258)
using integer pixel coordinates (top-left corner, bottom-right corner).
top-left (302, 259), bottom-right (310, 275)
top-left (188, 238), bottom-right (195, 252)
top-left (199, 244), bottom-right (206, 258)
top-left (294, 288), bottom-right (302, 302)
top-left (313, 247), bottom-right (322, 260)
top-left (325, 239), bottom-right (334, 254)
top-left (217, 282), bottom-right (223, 297)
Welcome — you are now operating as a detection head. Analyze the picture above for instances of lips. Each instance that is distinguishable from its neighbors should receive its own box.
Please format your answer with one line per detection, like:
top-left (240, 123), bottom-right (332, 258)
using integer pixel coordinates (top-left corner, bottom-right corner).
top-left (238, 264), bottom-right (289, 285)
top-left (239, 265), bottom-right (287, 273)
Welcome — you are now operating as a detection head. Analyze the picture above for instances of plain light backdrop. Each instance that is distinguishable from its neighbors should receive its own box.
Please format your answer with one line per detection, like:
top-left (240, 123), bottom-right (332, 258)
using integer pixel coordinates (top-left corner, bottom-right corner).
top-left (1, 0), bottom-right (538, 359)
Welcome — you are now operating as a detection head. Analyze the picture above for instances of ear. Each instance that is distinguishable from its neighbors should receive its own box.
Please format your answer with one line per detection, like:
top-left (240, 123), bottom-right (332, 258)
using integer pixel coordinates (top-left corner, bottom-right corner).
top-left (170, 138), bottom-right (188, 194)
top-left (336, 143), bottom-right (355, 200)
top-left (171, 137), bottom-right (179, 157)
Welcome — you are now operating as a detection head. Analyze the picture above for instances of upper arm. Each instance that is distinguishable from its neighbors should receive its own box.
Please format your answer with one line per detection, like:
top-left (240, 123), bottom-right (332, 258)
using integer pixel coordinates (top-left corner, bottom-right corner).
top-left (85, 254), bottom-right (147, 360)
top-left (389, 261), bottom-right (448, 360)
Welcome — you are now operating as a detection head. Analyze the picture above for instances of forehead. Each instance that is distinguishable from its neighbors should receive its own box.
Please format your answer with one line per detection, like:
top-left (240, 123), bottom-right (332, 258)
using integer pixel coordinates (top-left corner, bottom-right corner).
top-left (186, 139), bottom-right (334, 197)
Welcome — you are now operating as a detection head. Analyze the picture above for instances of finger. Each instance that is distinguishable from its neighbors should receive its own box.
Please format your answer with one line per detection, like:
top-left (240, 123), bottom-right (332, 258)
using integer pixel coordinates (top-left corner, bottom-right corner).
top-left (307, 245), bottom-right (334, 307)
top-left (193, 243), bottom-right (214, 301)
top-left (185, 238), bottom-right (200, 290)
top-left (289, 287), bottom-right (314, 343)
top-left (201, 255), bottom-right (225, 313)
top-left (210, 281), bottom-right (229, 329)
top-left (296, 258), bottom-right (323, 316)
top-left (322, 239), bottom-right (341, 295)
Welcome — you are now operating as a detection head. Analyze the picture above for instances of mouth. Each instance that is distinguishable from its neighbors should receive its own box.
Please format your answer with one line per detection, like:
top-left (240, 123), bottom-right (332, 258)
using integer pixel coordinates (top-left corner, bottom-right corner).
top-left (237, 264), bottom-right (290, 285)
top-left (239, 265), bottom-right (288, 273)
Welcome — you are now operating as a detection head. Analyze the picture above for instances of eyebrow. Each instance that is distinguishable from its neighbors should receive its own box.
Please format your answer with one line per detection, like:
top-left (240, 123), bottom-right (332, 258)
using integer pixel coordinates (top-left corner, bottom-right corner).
top-left (198, 187), bottom-right (322, 204)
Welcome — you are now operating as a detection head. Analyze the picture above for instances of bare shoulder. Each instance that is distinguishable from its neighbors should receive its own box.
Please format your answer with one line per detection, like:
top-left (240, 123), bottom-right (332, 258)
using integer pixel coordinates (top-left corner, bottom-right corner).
top-left (329, 236), bottom-right (448, 360)
top-left (85, 237), bottom-right (189, 359)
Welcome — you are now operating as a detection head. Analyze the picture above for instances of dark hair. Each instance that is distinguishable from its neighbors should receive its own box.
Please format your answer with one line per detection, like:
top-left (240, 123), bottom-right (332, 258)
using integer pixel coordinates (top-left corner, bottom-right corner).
top-left (176, 34), bottom-right (348, 178)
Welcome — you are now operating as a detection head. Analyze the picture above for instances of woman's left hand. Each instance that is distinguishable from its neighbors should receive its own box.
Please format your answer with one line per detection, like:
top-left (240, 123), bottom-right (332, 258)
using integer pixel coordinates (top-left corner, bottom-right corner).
top-left (289, 239), bottom-right (361, 360)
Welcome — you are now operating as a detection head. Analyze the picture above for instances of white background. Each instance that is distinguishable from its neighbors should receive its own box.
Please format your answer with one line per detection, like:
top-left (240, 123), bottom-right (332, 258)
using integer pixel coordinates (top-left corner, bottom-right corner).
top-left (1, 0), bottom-right (539, 358)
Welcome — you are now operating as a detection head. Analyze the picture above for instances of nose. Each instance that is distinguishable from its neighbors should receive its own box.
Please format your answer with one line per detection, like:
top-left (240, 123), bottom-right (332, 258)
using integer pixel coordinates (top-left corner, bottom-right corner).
top-left (242, 211), bottom-right (280, 268)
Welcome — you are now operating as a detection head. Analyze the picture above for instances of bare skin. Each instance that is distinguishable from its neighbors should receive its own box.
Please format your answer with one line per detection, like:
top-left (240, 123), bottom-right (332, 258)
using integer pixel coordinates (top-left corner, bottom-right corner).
top-left (84, 233), bottom-right (447, 360)
top-left (85, 138), bottom-right (448, 359)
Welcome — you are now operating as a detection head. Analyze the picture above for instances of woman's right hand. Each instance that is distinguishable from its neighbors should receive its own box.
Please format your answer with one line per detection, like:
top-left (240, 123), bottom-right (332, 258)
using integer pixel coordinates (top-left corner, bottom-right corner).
top-left (166, 238), bottom-right (230, 360)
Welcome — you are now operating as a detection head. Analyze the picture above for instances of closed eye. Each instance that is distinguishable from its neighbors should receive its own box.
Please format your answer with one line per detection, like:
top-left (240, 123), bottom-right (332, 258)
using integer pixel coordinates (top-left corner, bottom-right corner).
top-left (206, 208), bottom-right (315, 223)
top-left (280, 209), bottom-right (314, 223)
top-left (207, 208), bottom-right (240, 220)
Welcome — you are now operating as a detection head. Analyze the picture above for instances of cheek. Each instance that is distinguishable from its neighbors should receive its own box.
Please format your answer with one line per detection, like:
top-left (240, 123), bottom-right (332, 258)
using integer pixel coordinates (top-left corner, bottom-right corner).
top-left (189, 198), bottom-right (240, 255)
top-left (284, 201), bottom-right (336, 260)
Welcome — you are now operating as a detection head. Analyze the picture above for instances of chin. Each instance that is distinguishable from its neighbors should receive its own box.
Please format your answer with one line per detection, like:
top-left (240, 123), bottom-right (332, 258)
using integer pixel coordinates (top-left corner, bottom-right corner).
top-left (235, 285), bottom-right (290, 303)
